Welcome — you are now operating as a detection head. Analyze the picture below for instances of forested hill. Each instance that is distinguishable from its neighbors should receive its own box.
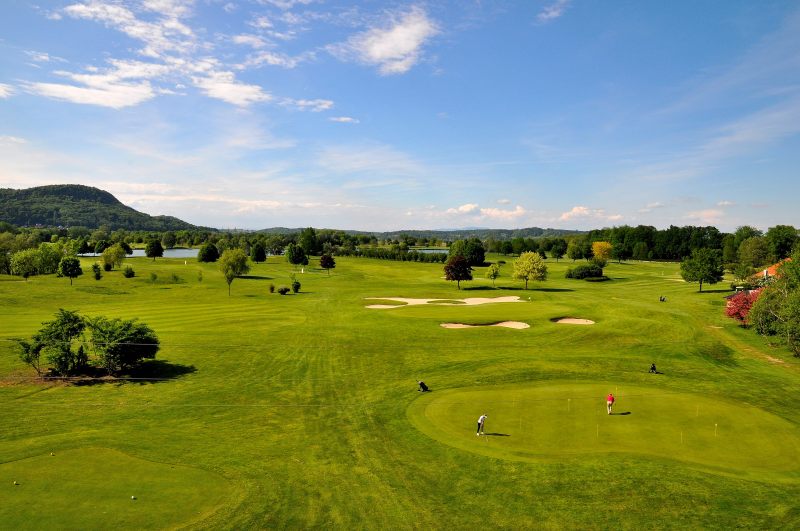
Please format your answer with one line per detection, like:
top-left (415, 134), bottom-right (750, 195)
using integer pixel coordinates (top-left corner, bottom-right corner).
top-left (0, 185), bottom-right (199, 231)
top-left (256, 227), bottom-right (582, 240)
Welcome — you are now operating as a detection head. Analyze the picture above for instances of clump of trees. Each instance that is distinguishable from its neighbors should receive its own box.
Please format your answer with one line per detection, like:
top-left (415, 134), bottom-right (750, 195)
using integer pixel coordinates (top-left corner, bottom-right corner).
top-left (448, 238), bottom-right (485, 267)
top-left (748, 250), bottom-right (800, 356)
top-left (15, 309), bottom-right (159, 376)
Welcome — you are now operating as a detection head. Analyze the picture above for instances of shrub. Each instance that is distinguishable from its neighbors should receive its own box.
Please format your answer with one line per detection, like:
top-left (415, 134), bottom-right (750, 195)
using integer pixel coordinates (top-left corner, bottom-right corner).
top-left (92, 263), bottom-right (102, 280)
top-left (277, 286), bottom-right (290, 295)
top-left (123, 266), bottom-right (135, 278)
top-left (269, 283), bottom-right (275, 293)
top-left (103, 262), bottom-right (112, 272)
top-left (149, 272), bottom-right (158, 283)
top-left (197, 271), bottom-right (203, 282)
top-left (566, 264), bottom-right (604, 279)
top-left (170, 273), bottom-right (182, 283)
top-left (292, 279), bottom-right (301, 293)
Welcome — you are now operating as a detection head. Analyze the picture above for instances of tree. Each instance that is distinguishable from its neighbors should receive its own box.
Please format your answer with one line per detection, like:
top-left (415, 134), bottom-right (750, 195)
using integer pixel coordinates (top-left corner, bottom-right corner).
top-left (764, 225), bottom-right (798, 261)
top-left (250, 242), bottom-right (267, 264)
top-left (748, 250), bottom-right (800, 356)
top-left (219, 248), bottom-right (250, 295)
top-left (567, 240), bottom-right (583, 261)
top-left (197, 242), bottom-right (219, 263)
top-left (550, 239), bottom-right (567, 262)
top-left (632, 241), bottom-right (649, 260)
top-left (486, 263), bottom-right (500, 287)
top-left (58, 257), bottom-right (83, 285)
top-left (101, 243), bottom-right (126, 270)
top-left (145, 239), bottom-right (164, 261)
top-left (92, 263), bottom-right (102, 280)
top-left (33, 309), bottom-right (87, 375)
top-left (680, 248), bottom-right (724, 292)
top-left (592, 241), bottom-right (612, 262)
top-left (285, 243), bottom-right (308, 268)
top-left (298, 227), bottom-right (319, 256)
top-left (88, 316), bottom-right (160, 374)
top-left (161, 231), bottom-right (177, 249)
top-left (444, 255), bottom-right (472, 289)
top-left (738, 236), bottom-right (769, 268)
top-left (512, 251), bottom-right (548, 289)
top-left (319, 254), bottom-right (336, 275)
top-left (449, 238), bottom-right (485, 267)
top-left (10, 248), bottom-right (40, 280)
top-left (725, 289), bottom-right (761, 325)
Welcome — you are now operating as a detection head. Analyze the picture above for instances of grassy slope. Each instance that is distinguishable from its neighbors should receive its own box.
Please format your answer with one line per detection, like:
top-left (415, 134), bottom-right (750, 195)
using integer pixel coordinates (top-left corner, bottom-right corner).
top-left (0, 255), bottom-right (798, 529)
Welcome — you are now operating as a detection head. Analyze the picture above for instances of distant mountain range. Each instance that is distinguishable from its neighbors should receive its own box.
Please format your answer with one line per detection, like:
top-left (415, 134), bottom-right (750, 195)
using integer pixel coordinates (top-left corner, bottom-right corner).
top-left (0, 184), bottom-right (200, 231)
top-left (0, 184), bottom-right (581, 239)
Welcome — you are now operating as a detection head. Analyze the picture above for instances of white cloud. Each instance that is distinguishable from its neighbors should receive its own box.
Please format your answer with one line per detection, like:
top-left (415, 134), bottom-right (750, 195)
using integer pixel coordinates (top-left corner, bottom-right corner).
top-left (717, 200), bottom-right (735, 207)
top-left (0, 84), bottom-right (13, 98)
top-left (638, 201), bottom-right (666, 213)
top-left (685, 209), bottom-right (725, 225)
top-left (249, 16), bottom-right (273, 29)
top-left (223, 3), bottom-right (237, 13)
top-left (537, 0), bottom-right (571, 23)
top-left (0, 136), bottom-right (27, 145)
top-left (241, 51), bottom-right (312, 69)
top-left (192, 71), bottom-right (271, 106)
top-left (283, 98), bottom-right (333, 112)
top-left (330, 6), bottom-right (439, 75)
top-left (446, 203), bottom-right (479, 215)
top-left (329, 116), bottom-right (359, 124)
top-left (559, 205), bottom-right (622, 222)
top-left (479, 205), bottom-right (527, 220)
top-left (260, 0), bottom-right (315, 10)
top-left (497, 198), bottom-right (511, 204)
top-left (233, 34), bottom-right (268, 48)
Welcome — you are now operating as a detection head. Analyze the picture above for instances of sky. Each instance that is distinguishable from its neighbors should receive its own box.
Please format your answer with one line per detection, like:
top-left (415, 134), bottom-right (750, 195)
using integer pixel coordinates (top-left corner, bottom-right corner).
top-left (1, 1), bottom-right (799, 232)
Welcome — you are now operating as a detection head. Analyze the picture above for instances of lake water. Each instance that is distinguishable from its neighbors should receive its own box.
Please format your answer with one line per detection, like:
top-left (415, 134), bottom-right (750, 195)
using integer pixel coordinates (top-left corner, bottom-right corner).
top-left (80, 248), bottom-right (199, 258)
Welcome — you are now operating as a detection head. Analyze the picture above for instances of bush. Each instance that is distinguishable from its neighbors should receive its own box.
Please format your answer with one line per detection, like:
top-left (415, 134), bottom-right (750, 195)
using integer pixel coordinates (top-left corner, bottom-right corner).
top-left (197, 271), bottom-right (203, 282)
top-left (170, 273), bottom-right (182, 284)
top-left (92, 263), bottom-right (102, 280)
top-left (269, 283), bottom-right (275, 293)
top-left (566, 264), bottom-right (604, 279)
top-left (103, 262), bottom-right (112, 272)
top-left (277, 286), bottom-right (290, 295)
top-left (292, 280), bottom-right (301, 293)
top-left (149, 272), bottom-right (158, 283)
top-left (123, 266), bottom-right (135, 278)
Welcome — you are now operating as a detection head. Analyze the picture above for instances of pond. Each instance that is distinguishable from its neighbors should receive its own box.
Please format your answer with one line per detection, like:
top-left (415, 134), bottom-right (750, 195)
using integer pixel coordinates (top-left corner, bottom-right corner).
top-left (80, 248), bottom-right (199, 258)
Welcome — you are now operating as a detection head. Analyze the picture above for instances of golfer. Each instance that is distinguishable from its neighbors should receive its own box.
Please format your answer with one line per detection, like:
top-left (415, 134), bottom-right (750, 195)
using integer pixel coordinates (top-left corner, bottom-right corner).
top-left (477, 413), bottom-right (487, 435)
top-left (606, 393), bottom-right (615, 415)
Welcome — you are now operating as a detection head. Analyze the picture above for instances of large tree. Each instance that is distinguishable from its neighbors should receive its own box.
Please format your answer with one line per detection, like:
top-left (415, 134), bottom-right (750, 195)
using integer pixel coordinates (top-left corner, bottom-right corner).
top-left (738, 236), bottom-right (769, 268)
top-left (680, 248), bottom-right (724, 292)
top-left (145, 239), bottom-right (164, 261)
top-left (285, 243), bottom-right (308, 268)
top-left (88, 316), bottom-right (160, 374)
top-left (22, 309), bottom-right (88, 375)
top-left (219, 248), bottom-right (251, 295)
top-left (10, 248), bottom-right (40, 280)
top-left (513, 251), bottom-right (548, 289)
top-left (550, 239), bottom-right (567, 262)
top-left (592, 241), bottom-right (613, 262)
top-left (449, 238), bottom-right (485, 267)
top-left (197, 242), bottom-right (220, 263)
top-left (250, 242), bottom-right (267, 264)
top-left (444, 255), bottom-right (472, 289)
top-left (101, 243), bottom-right (126, 270)
top-left (764, 225), bottom-right (798, 261)
top-left (298, 227), bottom-right (319, 256)
top-left (748, 250), bottom-right (800, 356)
top-left (58, 256), bottom-right (83, 285)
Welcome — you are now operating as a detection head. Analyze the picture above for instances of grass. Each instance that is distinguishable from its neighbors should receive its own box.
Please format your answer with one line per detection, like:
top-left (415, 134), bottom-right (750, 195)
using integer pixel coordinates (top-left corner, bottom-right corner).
top-left (0, 255), bottom-right (799, 529)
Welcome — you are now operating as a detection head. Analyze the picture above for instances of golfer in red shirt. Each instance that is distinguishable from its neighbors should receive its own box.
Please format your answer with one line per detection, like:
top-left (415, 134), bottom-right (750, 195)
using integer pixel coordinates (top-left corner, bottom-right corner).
top-left (606, 393), bottom-right (615, 414)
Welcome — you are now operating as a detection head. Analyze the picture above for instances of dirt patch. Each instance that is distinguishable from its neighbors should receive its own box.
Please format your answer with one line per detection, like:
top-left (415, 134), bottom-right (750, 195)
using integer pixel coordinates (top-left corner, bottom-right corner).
top-left (551, 317), bottom-right (595, 325)
top-left (440, 321), bottom-right (529, 329)
top-left (366, 296), bottom-right (524, 309)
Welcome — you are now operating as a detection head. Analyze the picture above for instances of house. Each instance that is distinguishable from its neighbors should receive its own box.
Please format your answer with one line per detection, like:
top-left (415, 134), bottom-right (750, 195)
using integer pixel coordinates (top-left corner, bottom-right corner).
top-left (751, 258), bottom-right (792, 281)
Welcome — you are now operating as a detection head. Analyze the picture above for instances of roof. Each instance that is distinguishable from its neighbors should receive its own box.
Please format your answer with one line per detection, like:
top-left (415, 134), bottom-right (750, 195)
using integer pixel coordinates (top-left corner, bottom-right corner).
top-left (752, 257), bottom-right (792, 279)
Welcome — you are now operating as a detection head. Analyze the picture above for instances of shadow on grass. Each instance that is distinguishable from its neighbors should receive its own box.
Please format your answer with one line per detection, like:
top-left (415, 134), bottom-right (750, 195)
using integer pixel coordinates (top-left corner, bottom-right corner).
top-left (533, 287), bottom-right (574, 293)
top-left (611, 412), bottom-right (632, 416)
top-left (240, 275), bottom-right (273, 280)
top-left (462, 286), bottom-right (500, 291)
top-left (71, 360), bottom-right (197, 386)
top-left (483, 432), bottom-right (510, 437)
top-left (698, 288), bottom-right (734, 294)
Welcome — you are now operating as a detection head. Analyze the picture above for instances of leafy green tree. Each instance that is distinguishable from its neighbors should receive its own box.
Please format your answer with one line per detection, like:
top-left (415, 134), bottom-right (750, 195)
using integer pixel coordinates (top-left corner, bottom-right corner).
top-left (10, 248), bottom-right (40, 280)
top-left (512, 251), bottom-right (548, 289)
top-left (298, 227), bottom-right (319, 255)
top-left (733, 225), bottom-right (762, 250)
top-left (486, 263), bottom-right (500, 287)
top-left (444, 255), bottom-right (472, 289)
top-left (738, 236), bottom-right (769, 268)
top-left (449, 238), bottom-right (486, 266)
top-left (58, 257), bottom-right (83, 285)
top-left (722, 234), bottom-right (738, 266)
top-left (632, 241), bottom-right (649, 260)
top-left (198, 242), bottom-right (219, 263)
top-left (764, 225), bottom-right (798, 261)
top-left (101, 243), bottom-right (126, 270)
top-left (567, 240), bottom-right (583, 261)
top-left (319, 254), bottom-right (336, 275)
top-left (285, 243), bottom-right (308, 268)
top-left (550, 239), bottom-right (567, 262)
top-left (680, 248), bottom-right (724, 292)
top-left (749, 250), bottom-right (800, 356)
top-left (38, 243), bottom-right (63, 274)
top-left (36, 309), bottom-right (88, 375)
top-left (94, 240), bottom-right (110, 254)
top-left (219, 248), bottom-right (251, 295)
top-left (88, 316), bottom-right (160, 374)
top-left (92, 263), bottom-right (102, 280)
top-left (251, 242), bottom-right (267, 264)
top-left (145, 239), bottom-right (164, 261)
top-left (161, 231), bottom-right (177, 249)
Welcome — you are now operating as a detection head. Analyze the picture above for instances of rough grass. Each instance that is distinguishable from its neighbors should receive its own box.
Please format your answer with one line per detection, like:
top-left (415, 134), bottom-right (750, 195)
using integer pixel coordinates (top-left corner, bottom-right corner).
top-left (0, 255), bottom-right (799, 529)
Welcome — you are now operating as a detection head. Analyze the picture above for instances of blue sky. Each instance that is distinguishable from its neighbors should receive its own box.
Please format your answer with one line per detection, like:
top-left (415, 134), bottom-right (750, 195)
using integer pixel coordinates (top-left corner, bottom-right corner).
top-left (1, 1), bottom-right (799, 232)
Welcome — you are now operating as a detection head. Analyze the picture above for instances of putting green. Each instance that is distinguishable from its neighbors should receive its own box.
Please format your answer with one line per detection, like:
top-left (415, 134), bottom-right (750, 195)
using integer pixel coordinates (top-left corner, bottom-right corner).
top-left (0, 447), bottom-right (231, 529)
top-left (408, 383), bottom-right (800, 478)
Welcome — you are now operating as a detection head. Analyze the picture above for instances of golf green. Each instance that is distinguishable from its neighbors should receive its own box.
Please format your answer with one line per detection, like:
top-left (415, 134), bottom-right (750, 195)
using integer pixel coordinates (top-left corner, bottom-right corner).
top-left (0, 447), bottom-right (231, 529)
top-left (409, 382), bottom-right (800, 478)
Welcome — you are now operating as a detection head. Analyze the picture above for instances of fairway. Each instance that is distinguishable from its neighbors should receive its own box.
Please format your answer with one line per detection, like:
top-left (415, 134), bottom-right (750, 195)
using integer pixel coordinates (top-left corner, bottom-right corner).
top-left (409, 383), bottom-right (800, 476)
top-left (2, 255), bottom-right (800, 528)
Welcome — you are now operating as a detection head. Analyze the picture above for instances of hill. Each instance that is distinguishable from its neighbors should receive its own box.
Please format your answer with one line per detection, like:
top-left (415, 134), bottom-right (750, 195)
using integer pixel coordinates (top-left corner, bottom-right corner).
top-left (255, 227), bottom-right (582, 240)
top-left (0, 184), bottom-right (200, 231)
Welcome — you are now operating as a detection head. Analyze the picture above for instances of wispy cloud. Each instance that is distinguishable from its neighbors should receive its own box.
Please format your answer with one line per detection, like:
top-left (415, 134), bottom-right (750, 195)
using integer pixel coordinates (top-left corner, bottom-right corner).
top-left (537, 0), bottom-right (571, 24)
top-left (240, 50), bottom-right (314, 69)
top-left (559, 205), bottom-right (622, 222)
top-left (282, 98), bottom-right (333, 112)
top-left (329, 6), bottom-right (439, 75)
top-left (0, 84), bottom-right (13, 98)
top-left (232, 34), bottom-right (268, 48)
top-left (329, 116), bottom-right (359, 124)
top-left (0, 136), bottom-right (27, 145)
top-left (445, 203), bottom-right (527, 221)
top-left (638, 201), bottom-right (665, 213)
top-left (685, 209), bottom-right (724, 225)
top-left (717, 200), bottom-right (735, 207)
top-left (192, 71), bottom-right (271, 106)
top-left (318, 144), bottom-right (421, 176)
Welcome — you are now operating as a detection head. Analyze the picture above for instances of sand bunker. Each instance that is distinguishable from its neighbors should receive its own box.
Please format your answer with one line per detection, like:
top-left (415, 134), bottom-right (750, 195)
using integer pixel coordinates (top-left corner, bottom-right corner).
top-left (365, 296), bottom-right (524, 309)
top-left (552, 317), bottom-right (595, 325)
top-left (441, 321), bottom-right (529, 329)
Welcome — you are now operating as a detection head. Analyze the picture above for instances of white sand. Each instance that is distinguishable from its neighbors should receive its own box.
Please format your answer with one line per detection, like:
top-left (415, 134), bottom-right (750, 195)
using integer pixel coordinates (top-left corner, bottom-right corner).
top-left (440, 321), bottom-right (529, 329)
top-left (555, 318), bottom-right (595, 325)
top-left (365, 296), bottom-right (524, 309)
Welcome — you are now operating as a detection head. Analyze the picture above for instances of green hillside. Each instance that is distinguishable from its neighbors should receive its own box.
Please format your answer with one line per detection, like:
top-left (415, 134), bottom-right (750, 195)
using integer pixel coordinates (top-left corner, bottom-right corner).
top-left (0, 185), bottom-right (199, 231)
